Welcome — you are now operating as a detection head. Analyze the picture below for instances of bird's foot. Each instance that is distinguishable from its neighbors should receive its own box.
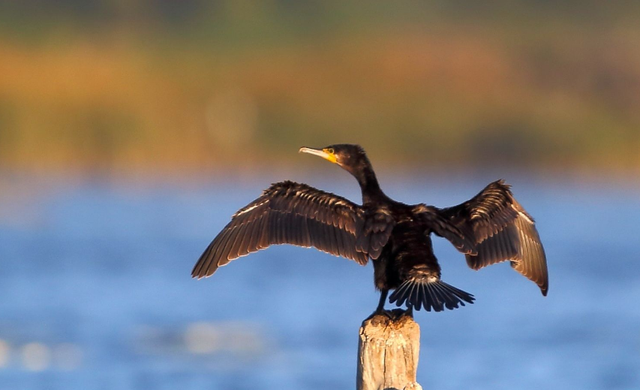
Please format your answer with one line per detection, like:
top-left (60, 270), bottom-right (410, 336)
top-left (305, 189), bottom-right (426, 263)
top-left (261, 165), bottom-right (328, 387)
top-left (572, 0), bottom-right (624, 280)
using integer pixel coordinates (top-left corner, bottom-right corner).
top-left (366, 307), bottom-right (412, 325)
top-left (366, 290), bottom-right (412, 324)
top-left (404, 305), bottom-right (414, 318)
top-left (365, 309), bottom-right (391, 325)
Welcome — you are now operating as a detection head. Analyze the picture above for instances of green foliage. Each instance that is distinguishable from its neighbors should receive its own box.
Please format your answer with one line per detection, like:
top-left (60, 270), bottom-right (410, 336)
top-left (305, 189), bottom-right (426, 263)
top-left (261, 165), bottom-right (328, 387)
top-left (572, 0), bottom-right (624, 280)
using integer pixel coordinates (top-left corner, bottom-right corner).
top-left (0, 1), bottom-right (638, 175)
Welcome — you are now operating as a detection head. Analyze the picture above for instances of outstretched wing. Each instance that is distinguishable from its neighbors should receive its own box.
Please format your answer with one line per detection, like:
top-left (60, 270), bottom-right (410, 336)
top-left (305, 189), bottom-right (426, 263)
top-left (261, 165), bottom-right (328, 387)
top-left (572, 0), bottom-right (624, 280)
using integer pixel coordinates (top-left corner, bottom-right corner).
top-left (412, 204), bottom-right (477, 255)
top-left (192, 181), bottom-right (368, 278)
top-left (438, 180), bottom-right (548, 296)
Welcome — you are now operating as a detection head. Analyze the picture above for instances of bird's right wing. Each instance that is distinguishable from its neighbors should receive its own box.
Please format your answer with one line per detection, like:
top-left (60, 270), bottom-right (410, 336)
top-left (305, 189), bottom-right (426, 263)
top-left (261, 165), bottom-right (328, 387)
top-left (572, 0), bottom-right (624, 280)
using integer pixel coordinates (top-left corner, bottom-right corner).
top-left (192, 181), bottom-right (368, 278)
top-left (355, 206), bottom-right (395, 260)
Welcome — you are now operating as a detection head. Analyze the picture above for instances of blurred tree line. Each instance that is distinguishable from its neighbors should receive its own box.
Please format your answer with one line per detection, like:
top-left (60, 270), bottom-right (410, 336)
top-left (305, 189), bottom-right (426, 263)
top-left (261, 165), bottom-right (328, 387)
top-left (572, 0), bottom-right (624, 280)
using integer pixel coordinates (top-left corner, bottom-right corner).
top-left (0, 0), bottom-right (638, 176)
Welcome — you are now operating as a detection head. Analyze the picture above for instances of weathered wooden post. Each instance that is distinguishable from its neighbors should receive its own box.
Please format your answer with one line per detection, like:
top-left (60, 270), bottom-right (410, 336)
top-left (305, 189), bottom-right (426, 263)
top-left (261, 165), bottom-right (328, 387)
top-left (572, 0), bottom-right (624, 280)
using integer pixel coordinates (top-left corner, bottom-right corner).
top-left (357, 309), bottom-right (423, 390)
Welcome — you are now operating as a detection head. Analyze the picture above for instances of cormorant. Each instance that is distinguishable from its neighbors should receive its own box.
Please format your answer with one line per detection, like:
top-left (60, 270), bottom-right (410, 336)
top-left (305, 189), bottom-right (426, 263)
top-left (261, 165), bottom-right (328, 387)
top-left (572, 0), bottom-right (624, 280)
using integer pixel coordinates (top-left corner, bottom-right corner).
top-left (192, 144), bottom-right (548, 312)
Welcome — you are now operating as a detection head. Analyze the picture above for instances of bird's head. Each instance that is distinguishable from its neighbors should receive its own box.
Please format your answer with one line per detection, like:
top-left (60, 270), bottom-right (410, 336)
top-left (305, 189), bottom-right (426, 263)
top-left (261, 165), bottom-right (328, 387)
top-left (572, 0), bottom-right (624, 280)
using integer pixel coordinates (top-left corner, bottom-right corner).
top-left (299, 144), bottom-right (369, 175)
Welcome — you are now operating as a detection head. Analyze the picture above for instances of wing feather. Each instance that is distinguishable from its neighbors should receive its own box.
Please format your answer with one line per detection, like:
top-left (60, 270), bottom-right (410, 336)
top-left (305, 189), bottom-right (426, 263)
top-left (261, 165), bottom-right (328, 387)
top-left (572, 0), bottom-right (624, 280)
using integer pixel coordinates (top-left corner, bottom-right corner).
top-left (440, 180), bottom-right (549, 296)
top-left (192, 181), bottom-right (368, 278)
top-left (355, 207), bottom-right (394, 260)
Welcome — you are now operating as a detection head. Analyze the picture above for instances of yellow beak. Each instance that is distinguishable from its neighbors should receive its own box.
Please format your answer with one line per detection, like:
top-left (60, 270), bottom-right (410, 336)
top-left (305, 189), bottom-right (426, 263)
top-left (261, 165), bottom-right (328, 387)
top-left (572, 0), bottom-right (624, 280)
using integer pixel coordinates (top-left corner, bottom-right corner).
top-left (299, 147), bottom-right (337, 164)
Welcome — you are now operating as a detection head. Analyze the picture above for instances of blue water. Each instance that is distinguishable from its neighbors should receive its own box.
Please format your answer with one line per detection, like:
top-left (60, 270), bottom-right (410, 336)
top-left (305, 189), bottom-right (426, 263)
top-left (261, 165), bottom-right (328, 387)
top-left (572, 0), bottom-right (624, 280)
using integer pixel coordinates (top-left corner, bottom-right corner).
top-left (0, 173), bottom-right (639, 390)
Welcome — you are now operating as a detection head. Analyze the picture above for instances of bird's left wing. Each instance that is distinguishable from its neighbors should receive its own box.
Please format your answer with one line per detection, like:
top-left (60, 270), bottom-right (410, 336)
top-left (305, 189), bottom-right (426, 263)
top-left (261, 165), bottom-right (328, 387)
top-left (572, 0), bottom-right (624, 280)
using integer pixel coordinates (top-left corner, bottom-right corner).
top-left (412, 204), bottom-right (477, 254)
top-left (437, 180), bottom-right (548, 296)
top-left (192, 181), bottom-right (368, 279)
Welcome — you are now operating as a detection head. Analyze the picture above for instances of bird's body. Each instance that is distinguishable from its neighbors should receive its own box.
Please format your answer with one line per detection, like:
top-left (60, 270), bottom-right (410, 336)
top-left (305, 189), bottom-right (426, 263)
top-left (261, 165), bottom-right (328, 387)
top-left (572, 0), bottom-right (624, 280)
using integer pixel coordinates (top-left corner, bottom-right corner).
top-left (192, 144), bottom-right (548, 312)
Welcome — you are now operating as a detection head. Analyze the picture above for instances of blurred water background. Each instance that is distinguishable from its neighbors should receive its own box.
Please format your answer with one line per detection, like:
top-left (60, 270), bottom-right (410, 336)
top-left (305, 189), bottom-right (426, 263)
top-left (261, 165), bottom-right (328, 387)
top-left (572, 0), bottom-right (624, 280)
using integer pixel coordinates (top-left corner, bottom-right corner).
top-left (1, 1), bottom-right (639, 389)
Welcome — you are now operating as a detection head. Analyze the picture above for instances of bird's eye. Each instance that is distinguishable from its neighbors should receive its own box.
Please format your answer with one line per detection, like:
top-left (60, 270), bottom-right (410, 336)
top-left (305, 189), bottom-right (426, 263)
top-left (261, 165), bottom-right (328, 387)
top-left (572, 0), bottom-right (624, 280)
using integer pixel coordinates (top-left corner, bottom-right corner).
top-left (326, 148), bottom-right (335, 154)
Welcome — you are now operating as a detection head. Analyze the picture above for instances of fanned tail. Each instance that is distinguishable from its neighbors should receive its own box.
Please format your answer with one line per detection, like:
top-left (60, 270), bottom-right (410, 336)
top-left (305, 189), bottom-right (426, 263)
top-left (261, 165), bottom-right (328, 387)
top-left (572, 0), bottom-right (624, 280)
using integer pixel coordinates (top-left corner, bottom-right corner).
top-left (389, 278), bottom-right (475, 312)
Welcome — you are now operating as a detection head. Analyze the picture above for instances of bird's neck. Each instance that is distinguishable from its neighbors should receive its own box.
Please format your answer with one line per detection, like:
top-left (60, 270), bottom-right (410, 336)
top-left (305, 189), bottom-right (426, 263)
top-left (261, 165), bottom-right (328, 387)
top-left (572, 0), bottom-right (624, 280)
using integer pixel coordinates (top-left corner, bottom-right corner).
top-left (354, 164), bottom-right (384, 204)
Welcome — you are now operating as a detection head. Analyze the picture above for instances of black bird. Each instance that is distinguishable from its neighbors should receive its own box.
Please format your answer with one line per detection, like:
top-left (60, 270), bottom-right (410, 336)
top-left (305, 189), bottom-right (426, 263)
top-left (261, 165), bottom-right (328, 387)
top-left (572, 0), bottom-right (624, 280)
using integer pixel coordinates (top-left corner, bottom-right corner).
top-left (192, 144), bottom-right (548, 312)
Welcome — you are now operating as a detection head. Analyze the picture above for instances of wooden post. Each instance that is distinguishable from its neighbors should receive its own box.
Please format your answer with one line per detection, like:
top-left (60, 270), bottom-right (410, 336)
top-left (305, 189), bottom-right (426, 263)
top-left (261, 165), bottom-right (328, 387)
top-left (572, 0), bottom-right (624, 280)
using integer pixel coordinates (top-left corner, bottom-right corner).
top-left (357, 309), bottom-right (423, 390)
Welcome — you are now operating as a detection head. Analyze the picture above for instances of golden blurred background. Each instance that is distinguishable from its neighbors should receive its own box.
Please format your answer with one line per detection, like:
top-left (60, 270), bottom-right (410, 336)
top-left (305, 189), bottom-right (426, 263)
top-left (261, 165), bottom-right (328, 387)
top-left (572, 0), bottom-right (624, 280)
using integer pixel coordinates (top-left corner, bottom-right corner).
top-left (1, 0), bottom-right (639, 178)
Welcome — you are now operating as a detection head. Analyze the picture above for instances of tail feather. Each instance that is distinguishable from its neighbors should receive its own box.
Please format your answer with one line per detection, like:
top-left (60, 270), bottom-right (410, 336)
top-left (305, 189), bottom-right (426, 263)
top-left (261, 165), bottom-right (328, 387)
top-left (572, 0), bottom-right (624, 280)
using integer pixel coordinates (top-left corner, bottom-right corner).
top-left (389, 278), bottom-right (475, 312)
